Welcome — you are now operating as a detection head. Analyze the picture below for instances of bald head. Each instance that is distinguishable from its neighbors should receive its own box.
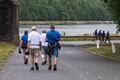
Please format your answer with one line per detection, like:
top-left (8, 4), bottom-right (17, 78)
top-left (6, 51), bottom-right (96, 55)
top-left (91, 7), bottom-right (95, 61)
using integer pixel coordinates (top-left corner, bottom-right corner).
top-left (32, 26), bottom-right (37, 31)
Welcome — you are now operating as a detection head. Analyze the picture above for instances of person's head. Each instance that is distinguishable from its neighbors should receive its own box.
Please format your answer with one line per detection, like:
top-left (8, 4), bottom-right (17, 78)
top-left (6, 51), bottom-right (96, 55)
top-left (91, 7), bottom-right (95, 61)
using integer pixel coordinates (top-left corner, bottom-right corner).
top-left (42, 30), bottom-right (46, 33)
top-left (32, 26), bottom-right (37, 31)
top-left (50, 25), bottom-right (55, 30)
top-left (24, 30), bottom-right (28, 35)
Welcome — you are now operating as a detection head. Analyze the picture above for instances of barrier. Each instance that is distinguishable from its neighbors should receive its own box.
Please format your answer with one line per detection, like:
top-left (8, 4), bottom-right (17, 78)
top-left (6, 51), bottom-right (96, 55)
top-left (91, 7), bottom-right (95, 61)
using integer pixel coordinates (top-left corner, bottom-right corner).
top-left (96, 40), bottom-right (100, 49)
top-left (112, 42), bottom-right (116, 54)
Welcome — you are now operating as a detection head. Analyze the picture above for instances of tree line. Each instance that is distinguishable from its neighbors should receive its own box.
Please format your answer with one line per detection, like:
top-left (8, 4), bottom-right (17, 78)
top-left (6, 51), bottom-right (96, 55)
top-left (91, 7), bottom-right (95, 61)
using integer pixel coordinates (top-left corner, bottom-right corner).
top-left (18, 0), bottom-right (112, 21)
top-left (104, 0), bottom-right (120, 32)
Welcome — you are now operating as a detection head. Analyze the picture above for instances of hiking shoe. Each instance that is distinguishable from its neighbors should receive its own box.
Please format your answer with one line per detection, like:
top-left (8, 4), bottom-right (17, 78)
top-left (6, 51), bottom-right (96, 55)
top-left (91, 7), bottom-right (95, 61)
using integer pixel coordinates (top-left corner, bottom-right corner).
top-left (30, 67), bottom-right (34, 71)
top-left (24, 58), bottom-right (28, 64)
top-left (35, 63), bottom-right (39, 70)
top-left (53, 65), bottom-right (57, 71)
top-left (48, 65), bottom-right (52, 70)
top-left (41, 61), bottom-right (47, 65)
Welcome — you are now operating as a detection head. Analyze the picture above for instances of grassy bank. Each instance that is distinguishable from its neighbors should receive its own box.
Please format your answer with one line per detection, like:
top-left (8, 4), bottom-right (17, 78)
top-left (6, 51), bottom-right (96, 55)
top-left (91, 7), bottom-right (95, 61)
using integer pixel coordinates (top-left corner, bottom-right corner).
top-left (83, 43), bottom-right (120, 61)
top-left (0, 42), bottom-right (16, 70)
top-left (19, 21), bottom-right (114, 25)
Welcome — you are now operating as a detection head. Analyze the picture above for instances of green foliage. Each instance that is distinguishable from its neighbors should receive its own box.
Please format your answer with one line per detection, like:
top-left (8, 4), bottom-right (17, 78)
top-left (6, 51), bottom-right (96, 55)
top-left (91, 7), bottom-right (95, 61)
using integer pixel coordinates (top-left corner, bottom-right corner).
top-left (116, 43), bottom-right (120, 54)
top-left (0, 42), bottom-right (16, 69)
top-left (106, 0), bottom-right (120, 32)
top-left (18, 0), bottom-right (112, 21)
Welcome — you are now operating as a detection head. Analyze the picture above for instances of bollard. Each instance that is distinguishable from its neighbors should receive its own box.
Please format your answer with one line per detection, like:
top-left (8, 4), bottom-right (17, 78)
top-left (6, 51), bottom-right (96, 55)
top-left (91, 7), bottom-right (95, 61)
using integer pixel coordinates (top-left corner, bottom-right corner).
top-left (96, 40), bottom-right (100, 49)
top-left (112, 42), bottom-right (116, 54)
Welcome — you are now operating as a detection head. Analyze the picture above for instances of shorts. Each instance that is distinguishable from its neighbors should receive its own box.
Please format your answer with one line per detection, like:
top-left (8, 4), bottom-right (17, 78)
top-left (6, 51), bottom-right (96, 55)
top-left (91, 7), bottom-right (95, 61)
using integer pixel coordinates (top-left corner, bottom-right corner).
top-left (22, 48), bottom-right (27, 55)
top-left (48, 47), bottom-right (59, 57)
top-left (41, 46), bottom-right (48, 55)
top-left (29, 48), bottom-right (40, 56)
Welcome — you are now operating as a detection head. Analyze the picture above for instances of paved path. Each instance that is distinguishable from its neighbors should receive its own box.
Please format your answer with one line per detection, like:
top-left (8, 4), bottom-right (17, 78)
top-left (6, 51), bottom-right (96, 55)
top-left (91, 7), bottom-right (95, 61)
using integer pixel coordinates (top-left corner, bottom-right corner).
top-left (0, 42), bottom-right (120, 80)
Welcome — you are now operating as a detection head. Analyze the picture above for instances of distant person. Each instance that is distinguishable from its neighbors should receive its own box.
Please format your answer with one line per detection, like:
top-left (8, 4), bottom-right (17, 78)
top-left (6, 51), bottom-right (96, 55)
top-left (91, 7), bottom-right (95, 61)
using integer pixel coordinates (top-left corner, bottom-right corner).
top-left (19, 30), bottom-right (29, 64)
top-left (27, 26), bottom-right (41, 71)
top-left (40, 30), bottom-right (48, 65)
top-left (93, 29), bottom-right (98, 41)
top-left (102, 31), bottom-right (105, 42)
top-left (46, 25), bottom-right (61, 71)
top-left (63, 32), bottom-right (66, 36)
top-left (105, 31), bottom-right (110, 43)
top-left (98, 30), bottom-right (102, 43)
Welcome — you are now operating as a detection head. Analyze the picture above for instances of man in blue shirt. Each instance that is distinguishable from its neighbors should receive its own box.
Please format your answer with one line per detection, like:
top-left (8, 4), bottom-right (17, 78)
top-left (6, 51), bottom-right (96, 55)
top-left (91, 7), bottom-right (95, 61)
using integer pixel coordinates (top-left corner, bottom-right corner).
top-left (46, 25), bottom-right (61, 71)
top-left (19, 30), bottom-right (29, 64)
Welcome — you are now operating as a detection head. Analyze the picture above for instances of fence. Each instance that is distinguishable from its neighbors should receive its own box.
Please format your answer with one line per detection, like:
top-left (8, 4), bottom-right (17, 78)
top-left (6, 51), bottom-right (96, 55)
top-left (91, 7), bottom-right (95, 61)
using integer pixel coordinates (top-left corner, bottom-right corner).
top-left (61, 35), bottom-right (120, 40)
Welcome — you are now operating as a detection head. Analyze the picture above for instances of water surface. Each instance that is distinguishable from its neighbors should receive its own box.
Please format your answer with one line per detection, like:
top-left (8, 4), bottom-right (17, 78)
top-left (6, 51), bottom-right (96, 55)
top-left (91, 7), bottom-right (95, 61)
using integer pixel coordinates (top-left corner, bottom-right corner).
top-left (19, 24), bottom-right (117, 37)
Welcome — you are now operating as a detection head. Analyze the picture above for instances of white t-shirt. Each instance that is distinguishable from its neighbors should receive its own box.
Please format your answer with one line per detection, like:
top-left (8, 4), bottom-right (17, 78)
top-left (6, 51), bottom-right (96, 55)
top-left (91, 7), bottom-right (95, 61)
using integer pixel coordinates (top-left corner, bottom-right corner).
top-left (28, 31), bottom-right (41, 48)
top-left (40, 33), bottom-right (48, 46)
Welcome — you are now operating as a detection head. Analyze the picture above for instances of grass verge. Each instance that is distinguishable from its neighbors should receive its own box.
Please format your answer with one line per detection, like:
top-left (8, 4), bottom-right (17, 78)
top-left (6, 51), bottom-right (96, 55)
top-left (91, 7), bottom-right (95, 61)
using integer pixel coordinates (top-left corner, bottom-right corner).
top-left (82, 43), bottom-right (120, 61)
top-left (0, 42), bottom-right (16, 70)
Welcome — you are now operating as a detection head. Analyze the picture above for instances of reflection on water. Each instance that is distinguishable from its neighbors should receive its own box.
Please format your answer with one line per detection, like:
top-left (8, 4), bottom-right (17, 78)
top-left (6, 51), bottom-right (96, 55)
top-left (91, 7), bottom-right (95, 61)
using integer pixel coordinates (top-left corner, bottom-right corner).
top-left (19, 24), bottom-right (117, 37)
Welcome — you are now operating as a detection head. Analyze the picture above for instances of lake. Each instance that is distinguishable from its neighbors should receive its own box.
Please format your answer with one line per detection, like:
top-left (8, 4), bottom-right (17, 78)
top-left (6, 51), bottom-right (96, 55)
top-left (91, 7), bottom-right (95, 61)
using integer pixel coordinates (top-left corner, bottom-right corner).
top-left (19, 24), bottom-right (117, 37)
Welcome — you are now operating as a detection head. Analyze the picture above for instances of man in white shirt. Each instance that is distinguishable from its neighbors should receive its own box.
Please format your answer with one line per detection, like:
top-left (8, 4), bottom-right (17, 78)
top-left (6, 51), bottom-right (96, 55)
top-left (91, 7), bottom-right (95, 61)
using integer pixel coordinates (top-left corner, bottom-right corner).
top-left (27, 26), bottom-right (41, 71)
top-left (40, 30), bottom-right (48, 65)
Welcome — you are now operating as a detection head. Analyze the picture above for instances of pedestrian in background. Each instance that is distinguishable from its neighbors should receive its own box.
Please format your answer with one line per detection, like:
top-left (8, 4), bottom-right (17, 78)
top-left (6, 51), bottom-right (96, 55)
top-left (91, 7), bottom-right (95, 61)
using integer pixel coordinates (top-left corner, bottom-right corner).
top-left (93, 29), bottom-right (98, 41)
top-left (98, 30), bottom-right (102, 43)
top-left (46, 25), bottom-right (61, 71)
top-left (102, 31), bottom-right (105, 43)
top-left (105, 31), bottom-right (111, 43)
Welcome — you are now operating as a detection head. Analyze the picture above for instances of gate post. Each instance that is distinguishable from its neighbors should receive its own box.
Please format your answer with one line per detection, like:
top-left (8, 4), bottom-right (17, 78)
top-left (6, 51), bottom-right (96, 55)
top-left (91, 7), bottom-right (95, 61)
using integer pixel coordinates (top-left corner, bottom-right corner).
top-left (112, 42), bottom-right (116, 54)
top-left (96, 40), bottom-right (100, 49)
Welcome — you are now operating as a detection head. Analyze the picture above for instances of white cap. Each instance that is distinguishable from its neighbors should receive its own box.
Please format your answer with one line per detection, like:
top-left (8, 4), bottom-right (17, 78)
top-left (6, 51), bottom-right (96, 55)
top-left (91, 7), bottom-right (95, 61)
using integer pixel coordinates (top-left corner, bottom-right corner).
top-left (32, 26), bottom-right (37, 30)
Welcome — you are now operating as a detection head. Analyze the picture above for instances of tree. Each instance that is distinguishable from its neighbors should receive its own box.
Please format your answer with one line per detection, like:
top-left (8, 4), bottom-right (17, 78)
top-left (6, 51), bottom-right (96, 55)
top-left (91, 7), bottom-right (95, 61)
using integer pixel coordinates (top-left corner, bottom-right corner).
top-left (104, 0), bottom-right (120, 32)
top-left (104, 0), bottom-right (108, 3)
top-left (18, 0), bottom-right (112, 21)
